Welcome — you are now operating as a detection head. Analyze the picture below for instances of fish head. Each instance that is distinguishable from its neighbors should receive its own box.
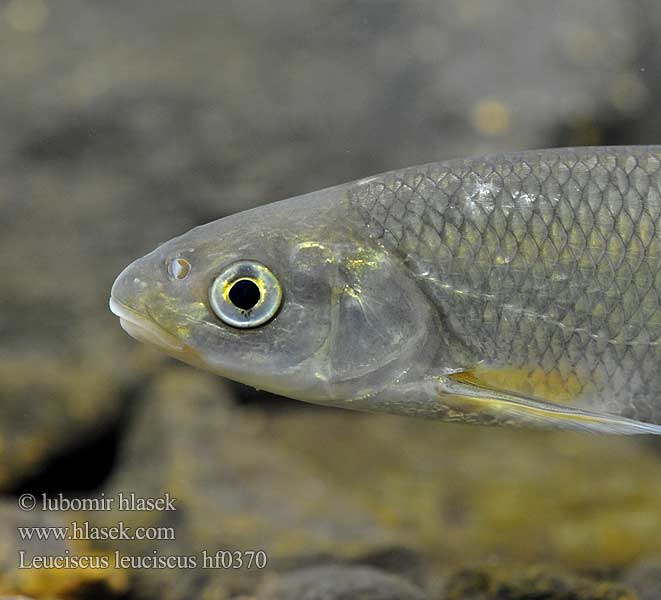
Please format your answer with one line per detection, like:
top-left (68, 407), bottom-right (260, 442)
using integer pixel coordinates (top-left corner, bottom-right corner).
top-left (110, 187), bottom-right (439, 404)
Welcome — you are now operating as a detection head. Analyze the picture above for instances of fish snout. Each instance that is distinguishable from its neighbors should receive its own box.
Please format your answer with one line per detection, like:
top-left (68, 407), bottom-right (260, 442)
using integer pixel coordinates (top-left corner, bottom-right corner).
top-left (109, 258), bottom-right (187, 354)
top-left (110, 259), bottom-right (147, 312)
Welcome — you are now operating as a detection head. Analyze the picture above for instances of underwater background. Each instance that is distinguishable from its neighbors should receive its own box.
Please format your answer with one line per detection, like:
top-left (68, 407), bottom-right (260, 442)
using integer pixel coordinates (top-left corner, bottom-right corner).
top-left (2, 1), bottom-right (661, 598)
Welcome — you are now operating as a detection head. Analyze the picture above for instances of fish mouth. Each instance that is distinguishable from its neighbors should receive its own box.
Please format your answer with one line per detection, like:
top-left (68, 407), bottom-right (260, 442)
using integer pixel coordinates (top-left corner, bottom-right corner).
top-left (109, 296), bottom-right (186, 354)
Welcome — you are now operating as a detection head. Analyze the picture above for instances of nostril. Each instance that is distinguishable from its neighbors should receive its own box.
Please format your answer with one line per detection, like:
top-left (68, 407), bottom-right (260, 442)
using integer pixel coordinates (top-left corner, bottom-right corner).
top-left (168, 257), bottom-right (191, 280)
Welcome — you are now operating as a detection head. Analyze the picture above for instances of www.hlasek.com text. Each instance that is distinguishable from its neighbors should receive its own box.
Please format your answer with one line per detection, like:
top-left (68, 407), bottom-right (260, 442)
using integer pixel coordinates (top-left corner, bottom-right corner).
top-left (18, 521), bottom-right (176, 542)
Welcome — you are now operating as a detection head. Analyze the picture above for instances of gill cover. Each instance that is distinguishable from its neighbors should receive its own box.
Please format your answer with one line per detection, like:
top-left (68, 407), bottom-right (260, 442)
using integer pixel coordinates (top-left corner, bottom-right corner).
top-left (297, 242), bottom-right (436, 387)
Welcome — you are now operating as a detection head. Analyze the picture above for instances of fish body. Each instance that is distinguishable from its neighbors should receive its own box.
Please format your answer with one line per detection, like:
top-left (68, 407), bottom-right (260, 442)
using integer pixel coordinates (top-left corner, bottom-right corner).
top-left (110, 146), bottom-right (661, 434)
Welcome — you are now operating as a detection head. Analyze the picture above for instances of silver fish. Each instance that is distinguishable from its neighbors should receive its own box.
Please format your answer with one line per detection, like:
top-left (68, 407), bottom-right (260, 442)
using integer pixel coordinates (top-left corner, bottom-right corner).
top-left (110, 146), bottom-right (661, 434)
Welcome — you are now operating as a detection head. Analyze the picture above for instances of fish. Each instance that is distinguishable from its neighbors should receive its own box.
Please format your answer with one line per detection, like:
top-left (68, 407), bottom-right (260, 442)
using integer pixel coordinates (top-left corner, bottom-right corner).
top-left (110, 146), bottom-right (661, 434)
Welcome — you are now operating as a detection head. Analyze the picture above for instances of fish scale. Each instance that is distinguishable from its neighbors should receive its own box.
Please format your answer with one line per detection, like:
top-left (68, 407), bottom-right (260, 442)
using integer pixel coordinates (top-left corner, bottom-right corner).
top-left (349, 146), bottom-right (661, 423)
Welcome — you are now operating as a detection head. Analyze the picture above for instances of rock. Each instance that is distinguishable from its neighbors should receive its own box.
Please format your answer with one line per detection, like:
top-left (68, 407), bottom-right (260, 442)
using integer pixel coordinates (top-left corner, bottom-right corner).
top-left (0, 498), bottom-right (126, 598)
top-left (264, 410), bottom-right (661, 569)
top-left (622, 559), bottom-right (661, 600)
top-left (257, 564), bottom-right (428, 600)
top-left (0, 357), bottom-right (120, 491)
top-left (357, 546), bottom-right (426, 588)
top-left (86, 369), bottom-right (409, 598)
top-left (440, 564), bottom-right (635, 600)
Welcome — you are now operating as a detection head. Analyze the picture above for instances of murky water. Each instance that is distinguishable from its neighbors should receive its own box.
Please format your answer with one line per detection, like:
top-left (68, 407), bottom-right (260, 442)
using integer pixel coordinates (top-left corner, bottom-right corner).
top-left (2, 1), bottom-right (660, 598)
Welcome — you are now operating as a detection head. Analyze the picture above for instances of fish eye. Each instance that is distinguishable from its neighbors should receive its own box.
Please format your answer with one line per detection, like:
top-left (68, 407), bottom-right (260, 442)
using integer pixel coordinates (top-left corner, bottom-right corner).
top-left (209, 261), bottom-right (282, 328)
top-left (168, 257), bottom-right (191, 280)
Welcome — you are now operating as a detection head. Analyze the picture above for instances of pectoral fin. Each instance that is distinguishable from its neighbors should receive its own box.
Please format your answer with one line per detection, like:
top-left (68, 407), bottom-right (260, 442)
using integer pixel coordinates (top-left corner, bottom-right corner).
top-left (437, 370), bottom-right (661, 435)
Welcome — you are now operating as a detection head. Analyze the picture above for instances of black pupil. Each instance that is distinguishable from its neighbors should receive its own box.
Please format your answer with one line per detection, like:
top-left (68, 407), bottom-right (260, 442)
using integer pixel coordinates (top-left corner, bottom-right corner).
top-left (229, 279), bottom-right (261, 311)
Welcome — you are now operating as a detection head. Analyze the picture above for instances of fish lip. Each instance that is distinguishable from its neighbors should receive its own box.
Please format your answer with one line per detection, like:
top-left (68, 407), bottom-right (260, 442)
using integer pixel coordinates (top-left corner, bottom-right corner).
top-left (109, 296), bottom-right (186, 353)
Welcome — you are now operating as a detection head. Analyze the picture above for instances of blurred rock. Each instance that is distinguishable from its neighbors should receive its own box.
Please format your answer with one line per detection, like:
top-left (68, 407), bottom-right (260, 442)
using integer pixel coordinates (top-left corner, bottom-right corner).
top-left (256, 564), bottom-right (428, 600)
top-left (265, 411), bottom-right (661, 569)
top-left (622, 559), bottom-right (661, 600)
top-left (87, 369), bottom-right (409, 598)
top-left (0, 356), bottom-right (119, 491)
top-left (0, 498), bottom-right (126, 598)
top-left (440, 564), bottom-right (635, 600)
top-left (357, 546), bottom-right (426, 587)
